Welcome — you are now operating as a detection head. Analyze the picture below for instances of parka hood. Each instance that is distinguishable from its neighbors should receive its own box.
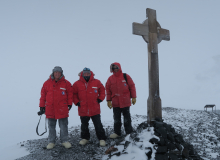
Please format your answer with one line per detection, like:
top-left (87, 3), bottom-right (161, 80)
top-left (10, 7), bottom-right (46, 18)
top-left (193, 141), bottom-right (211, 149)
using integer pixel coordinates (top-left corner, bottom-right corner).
top-left (79, 70), bottom-right (95, 82)
top-left (110, 62), bottom-right (122, 77)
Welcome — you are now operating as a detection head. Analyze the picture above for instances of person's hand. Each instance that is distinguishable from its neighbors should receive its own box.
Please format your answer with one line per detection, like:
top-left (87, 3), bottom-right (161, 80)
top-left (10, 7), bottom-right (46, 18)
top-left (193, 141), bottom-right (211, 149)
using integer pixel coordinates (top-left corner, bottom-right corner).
top-left (97, 99), bottom-right (102, 104)
top-left (68, 105), bottom-right (72, 111)
top-left (37, 107), bottom-right (45, 115)
top-left (132, 98), bottom-right (136, 105)
top-left (107, 101), bottom-right (112, 109)
top-left (76, 102), bottom-right (80, 107)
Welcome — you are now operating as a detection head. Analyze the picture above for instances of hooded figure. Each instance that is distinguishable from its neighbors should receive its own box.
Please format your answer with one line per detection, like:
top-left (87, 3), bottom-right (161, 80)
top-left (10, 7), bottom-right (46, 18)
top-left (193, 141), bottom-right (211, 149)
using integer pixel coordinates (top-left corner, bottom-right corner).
top-left (39, 66), bottom-right (73, 149)
top-left (105, 62), bottom-right (136, 138)
top-left (72, 67), bottom-right (107, 146)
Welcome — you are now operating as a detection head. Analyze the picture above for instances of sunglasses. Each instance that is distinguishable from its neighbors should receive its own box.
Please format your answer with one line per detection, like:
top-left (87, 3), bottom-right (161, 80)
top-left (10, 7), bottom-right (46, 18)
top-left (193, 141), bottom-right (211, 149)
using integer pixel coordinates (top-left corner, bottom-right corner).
top-left (83, 67), bottom-right (90, 71)
top-left (112, 67), bottom-right (119, 70)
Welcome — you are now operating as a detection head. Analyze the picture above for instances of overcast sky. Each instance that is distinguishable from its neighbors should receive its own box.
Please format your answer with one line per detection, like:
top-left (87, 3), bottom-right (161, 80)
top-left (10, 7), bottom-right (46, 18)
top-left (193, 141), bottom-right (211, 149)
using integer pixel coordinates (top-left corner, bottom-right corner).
top-left (1, 0), bottom-right (220, 150)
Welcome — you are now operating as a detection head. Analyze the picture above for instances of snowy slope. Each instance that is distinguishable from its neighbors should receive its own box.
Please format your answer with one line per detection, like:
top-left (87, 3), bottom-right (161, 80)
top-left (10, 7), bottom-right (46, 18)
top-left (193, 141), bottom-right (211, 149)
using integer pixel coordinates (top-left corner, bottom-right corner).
top-left (2, 107), bottom-right (220, 160)
top-left (163, 107), bottom-right (220, 159)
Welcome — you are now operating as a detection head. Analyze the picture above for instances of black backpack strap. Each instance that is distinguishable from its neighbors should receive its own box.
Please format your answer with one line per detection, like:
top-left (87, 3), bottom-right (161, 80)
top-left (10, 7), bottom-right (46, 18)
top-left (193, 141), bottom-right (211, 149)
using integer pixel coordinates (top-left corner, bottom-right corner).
top-left (123, 73), bottom-right (127, 84)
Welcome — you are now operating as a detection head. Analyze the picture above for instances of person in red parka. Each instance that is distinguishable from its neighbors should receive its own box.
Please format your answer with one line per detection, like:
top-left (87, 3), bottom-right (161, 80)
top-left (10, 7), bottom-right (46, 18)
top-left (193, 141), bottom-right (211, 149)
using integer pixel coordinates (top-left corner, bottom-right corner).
top-left (72, 67), bottom-right (107, 146)
top-left (105, 62), bottom-right (136, 138)
top-left (39, 66), bottom-right (73, 149)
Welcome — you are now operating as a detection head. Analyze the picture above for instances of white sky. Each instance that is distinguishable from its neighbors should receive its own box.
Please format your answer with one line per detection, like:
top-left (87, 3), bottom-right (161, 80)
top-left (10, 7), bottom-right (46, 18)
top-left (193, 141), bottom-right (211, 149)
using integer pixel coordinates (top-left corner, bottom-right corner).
top-left (0, 0), bottom-right (220, 151)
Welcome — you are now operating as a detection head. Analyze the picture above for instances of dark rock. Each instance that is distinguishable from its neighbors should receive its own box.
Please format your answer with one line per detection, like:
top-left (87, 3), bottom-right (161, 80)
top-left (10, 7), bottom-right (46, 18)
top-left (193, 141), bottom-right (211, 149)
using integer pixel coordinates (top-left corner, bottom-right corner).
top-left (133, 137), bottom-right (140, 142)
top-left (170, 127), bottom-right (175, 134)
top-left (154, 121), bottom-right (165, 129)
top-left (175, 143), bottom-right (182, 151)
top-left (155, 153), bottom-right (168, 160)
top-left (155, 132), bottom-right (160, 137)
top-left (145, 147), bottom-right (152, 159)
top-left (167, 132), bottom-right (175, 143)
top-left (124, 141), bottom-right (131, 150)
top-left (189, 149), bottom-right (195, 155)
top-left (136, 121), bottom-right (148, 132)
top-left (112, 152), bottom-right (121, 156)
top-left (130, 131), bottom-right (138, 139)
top-left (157, 146), bottom-right (167, 154)
top-left (167, 142), bottom-right (176, 151)
top-left (174, 134), bottom-right (184, 143)
top-left (115, 136), bottom-right (125, 145)
top-left (168, 153), bottom-right (178, 160)
top-left (149, 138), bottom-right (159, 144)
top-left (182, 148), bottom-right (189, 158)
top-left (155, 127), bottom-right (167, 138)
top-left (155, 117), bottom-right (163, 122)
top-left (166, 124), bottom-right (172, 132)
top-left (182, 142), bottom-right (190, 149)
top-left (158, 137), bottom-right (166, 146)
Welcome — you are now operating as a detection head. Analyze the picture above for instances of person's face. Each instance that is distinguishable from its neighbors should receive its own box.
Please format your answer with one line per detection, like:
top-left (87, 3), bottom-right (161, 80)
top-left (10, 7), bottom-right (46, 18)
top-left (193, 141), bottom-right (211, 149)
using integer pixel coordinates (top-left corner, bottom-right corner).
top-left (112, 66), bottom-right (119, 73)
top-left (54, 71), bottom-right (62, 79)
top-left (83, 72), bottom-right (91, 77)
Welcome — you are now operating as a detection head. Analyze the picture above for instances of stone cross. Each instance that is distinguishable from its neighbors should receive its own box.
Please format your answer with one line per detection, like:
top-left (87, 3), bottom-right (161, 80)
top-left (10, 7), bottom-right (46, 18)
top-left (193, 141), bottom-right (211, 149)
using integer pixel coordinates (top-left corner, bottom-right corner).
top-left (132, 8), bottom-right (170, 124)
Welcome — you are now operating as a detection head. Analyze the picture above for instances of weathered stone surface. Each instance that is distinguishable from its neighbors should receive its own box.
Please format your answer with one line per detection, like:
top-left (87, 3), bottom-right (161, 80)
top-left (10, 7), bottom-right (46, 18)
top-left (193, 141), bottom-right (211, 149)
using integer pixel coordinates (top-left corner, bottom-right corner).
top-left (170, 127), bottom-right (175, 134)
top-left (168, 153), bottom-right (178, 160)
top-left (149, 138), bottom-right (159, 144)
top-left (165, 124), bottom-right (172, 132)
top-left (136, 121), bottom-right (148, 132)
top-left (112, 152), bottom-right (121, 156)
top-left (158, 137), bottom-right (166, 146)
top-left (167, 132), bottom-right (175, 143)
top-left (182, 147), bottom-right (189, 158)
top-left (154, 121), bottom-right (164, 129)
top-left (130, 131), bottom-right (138, 139)
top-left (145, 147), bottom-right (152, 159)
top-left (133, 137), bottom-right (140, 142)
top-left (155, 127), bottom-right (167, 138)
top-left (156, 146), bottom-right (167, 154)
top-left (174, 134), bottom-right (184, 143)
top-left (174, 143), bottom-right (182, 151)
top-left (124, 141), bottom-right (131, 150)
top-left (167, 142), bottom-right (176, 150)
top-left (155, 117), bottom-right (163, 122)
top-left (155, 153), bottom-right (168, 160)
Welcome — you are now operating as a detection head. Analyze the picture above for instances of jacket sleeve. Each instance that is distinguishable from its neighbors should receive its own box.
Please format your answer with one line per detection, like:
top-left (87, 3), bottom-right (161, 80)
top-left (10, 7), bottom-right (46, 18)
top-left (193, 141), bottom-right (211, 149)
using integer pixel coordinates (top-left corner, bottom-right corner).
top-left (39, 81), bottom-right (47, 107)
top-left (105, 77), bottom-right (112, 101)
top-left (126, 74), bottom-right (136, 98)
top-left (98, 80), bottom-right (105, 101)
top-left (66, 81), bottom-right (73, 105)
top-left (72, 82), bottom-right (79, 105)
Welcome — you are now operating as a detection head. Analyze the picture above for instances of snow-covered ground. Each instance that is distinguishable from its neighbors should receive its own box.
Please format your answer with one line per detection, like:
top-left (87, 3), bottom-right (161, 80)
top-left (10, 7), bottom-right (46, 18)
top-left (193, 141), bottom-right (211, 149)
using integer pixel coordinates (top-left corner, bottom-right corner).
top-left (1, 107), bottom-right (220, 159)
top-left (163, 107), bottom-right (220, 160)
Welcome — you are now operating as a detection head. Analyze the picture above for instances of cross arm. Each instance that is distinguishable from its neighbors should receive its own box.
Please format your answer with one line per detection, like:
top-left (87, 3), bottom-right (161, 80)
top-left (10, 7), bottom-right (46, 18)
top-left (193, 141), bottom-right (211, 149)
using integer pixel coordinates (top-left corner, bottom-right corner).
top-left (158, 28), bottom-right (170, 41)
top-left (132, 22), bottom-right (148, 36)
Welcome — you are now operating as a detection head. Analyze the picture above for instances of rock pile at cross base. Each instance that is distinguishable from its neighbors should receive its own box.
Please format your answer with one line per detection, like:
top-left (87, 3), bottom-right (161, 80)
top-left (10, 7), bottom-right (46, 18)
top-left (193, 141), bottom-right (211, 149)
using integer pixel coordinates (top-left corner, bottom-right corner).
top-left (105, 119), bottom-right (203, 160)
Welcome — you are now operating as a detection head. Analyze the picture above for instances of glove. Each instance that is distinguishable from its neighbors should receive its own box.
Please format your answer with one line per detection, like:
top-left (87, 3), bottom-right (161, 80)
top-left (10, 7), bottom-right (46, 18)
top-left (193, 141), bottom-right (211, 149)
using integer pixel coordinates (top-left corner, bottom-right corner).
top-left (68, 105), bottom-right (72, 111)
top-left (132, 98), bottom-right (136, 105)
top-left (107, 101), bottom-right (112, 109)
top-left (37, 107), bottom-right (45, 115)
top-left (97, 99), bottom-right (102, 104)
top-left (76, 102), bottom-right (80, 107)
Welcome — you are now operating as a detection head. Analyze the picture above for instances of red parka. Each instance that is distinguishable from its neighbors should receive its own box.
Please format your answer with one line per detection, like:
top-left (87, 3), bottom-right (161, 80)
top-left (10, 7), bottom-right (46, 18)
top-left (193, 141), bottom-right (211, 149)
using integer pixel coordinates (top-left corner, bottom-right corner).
top-left (72, 71), bottom-right (105, 117)
top-left (39, 75), bottom-right (73, 119)
top-left (105, 62), bottom-right (136, 108)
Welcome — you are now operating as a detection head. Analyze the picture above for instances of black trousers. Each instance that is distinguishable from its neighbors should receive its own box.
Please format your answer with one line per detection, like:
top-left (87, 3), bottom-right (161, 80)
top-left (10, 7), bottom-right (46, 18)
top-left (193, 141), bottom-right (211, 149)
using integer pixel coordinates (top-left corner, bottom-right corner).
top-left (113, 107), bottom-right (133, 136)
top-left (80, 114), bottom-right (106, 140)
